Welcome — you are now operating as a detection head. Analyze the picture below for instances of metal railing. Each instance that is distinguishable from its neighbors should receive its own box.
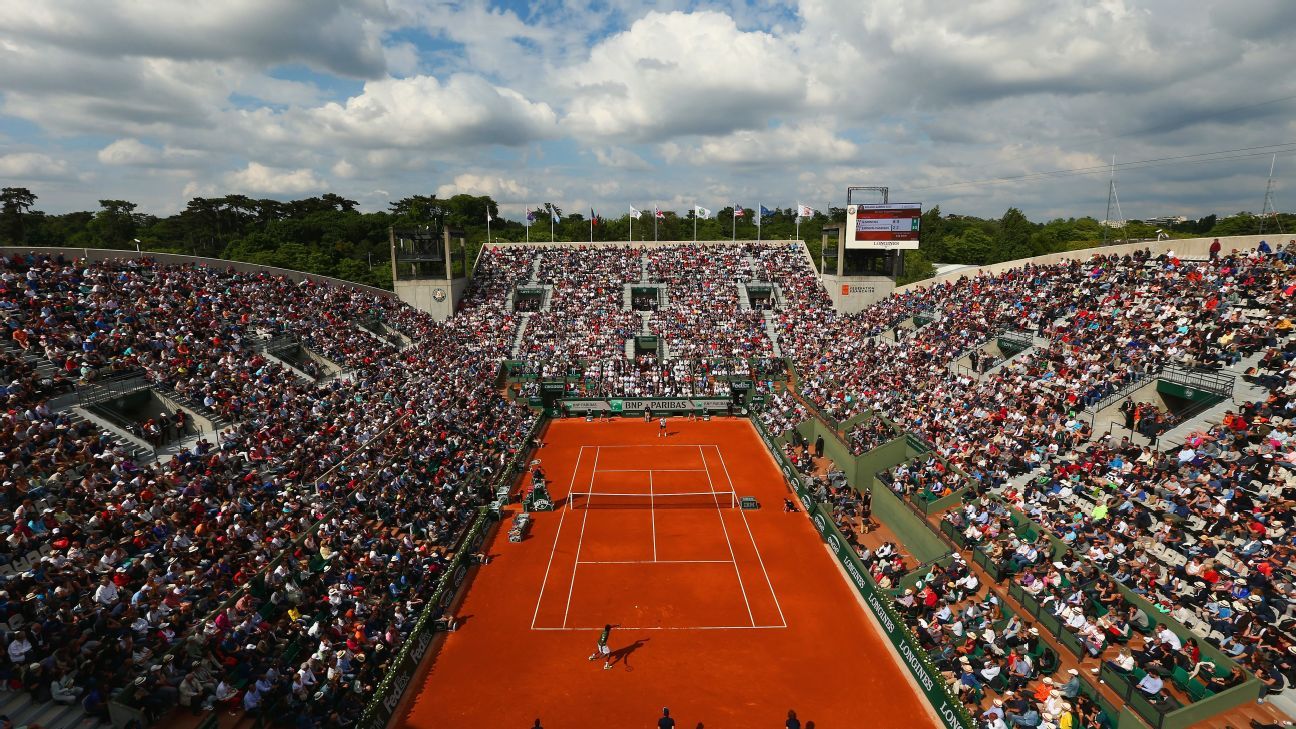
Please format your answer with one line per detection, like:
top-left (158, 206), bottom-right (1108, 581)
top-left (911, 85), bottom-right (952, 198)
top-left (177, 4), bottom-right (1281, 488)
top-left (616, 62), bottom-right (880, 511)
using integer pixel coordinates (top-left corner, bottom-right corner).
top-left (74, 367), bottom-right (149, 406)
top-left (1159, 364), bottom-right (1235, 398)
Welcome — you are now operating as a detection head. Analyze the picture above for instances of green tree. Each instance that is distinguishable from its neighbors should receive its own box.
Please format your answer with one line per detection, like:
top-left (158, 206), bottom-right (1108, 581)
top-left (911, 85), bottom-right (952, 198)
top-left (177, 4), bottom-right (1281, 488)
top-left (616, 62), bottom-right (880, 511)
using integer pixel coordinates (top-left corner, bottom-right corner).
top-left (0, 187), bottom-right (38, 244)
top-left (87, 199), bottom-right (139, 248)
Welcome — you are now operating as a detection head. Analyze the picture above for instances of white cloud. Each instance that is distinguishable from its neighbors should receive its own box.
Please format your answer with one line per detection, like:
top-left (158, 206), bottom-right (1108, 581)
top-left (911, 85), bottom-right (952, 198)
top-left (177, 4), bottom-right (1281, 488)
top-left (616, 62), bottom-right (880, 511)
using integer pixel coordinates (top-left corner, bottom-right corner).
top-left (0, 0), bottom-right (393, 78)
top-left (562, 11), bottom-right (806, 142)
top-left (659, 122), bottom-right (858, 166)
top-left (223, 162), bottom-right (325, 194)
top-left (436, 174), bottom-right (531, 202)
top-left (0, 153), bottom-right (76, 182)
top-left (592, 146), bottom-right (652, 171)
top-left (267, 74), bottom-right (558, 151)
top-left (97, 138), bottom-right (205, 167)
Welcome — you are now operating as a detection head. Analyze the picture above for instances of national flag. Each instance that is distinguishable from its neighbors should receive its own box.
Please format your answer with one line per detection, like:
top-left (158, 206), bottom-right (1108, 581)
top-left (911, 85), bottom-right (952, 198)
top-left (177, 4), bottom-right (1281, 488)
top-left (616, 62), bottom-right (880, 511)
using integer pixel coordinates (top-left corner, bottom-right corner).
top-left (733, 205), bottom-right (745, 218)
top-left (590, 208), bottom-right (599, 226)
top-left (694, 205), bottom-right (712, 219)
top-left (654, 206), bottom-right (665, 219)
top-left (760, 205), bottom-right (772, 218)
top-left (526, 208), bottom-right (536, 223)
top-left (550, 207), bottom-right (560, 222)
top-left (797, 203), bottom-right (815, 218)
top-left (629, 206), bottom-right (642, 220)
top-left (486, 210), bottom-right (494, 223)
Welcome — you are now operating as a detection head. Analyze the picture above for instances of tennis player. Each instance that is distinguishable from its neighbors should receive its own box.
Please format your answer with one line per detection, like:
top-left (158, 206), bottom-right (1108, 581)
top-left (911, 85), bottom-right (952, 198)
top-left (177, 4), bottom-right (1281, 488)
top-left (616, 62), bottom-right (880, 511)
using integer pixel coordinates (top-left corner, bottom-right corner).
top-left (588, 623), bottom-right (614, 669)
top-left (658, 416), bottom-right (667, 438)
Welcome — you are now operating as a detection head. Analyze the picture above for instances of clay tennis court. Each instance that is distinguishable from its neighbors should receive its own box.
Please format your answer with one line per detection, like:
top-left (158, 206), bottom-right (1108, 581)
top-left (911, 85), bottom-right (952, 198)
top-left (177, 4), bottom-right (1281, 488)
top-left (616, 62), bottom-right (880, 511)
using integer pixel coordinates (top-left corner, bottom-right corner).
top-left (396, 417), bottom-right (936, 728)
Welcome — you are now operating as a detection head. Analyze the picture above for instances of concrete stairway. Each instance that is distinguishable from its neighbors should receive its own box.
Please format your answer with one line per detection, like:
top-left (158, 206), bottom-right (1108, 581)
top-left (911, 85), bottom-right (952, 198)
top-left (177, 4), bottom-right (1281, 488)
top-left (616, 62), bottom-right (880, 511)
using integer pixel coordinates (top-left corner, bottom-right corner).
top-left (1155, 350), bottom-right (1272, 446)
top-left (529, 255), bottom-right (542, 282)
top-left (510, 314), bottom-right (532, 358)
top-left (763, 311), bottom-right (782, 357)
top-left (0, 687), bottom-right (106, 729)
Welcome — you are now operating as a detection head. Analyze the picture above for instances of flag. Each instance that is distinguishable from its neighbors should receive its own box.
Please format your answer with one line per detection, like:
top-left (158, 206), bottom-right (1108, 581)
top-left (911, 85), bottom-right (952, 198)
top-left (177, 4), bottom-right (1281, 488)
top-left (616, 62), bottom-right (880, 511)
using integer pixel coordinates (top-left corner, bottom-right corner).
top-left (526, 208), bottom-right (536, 222)
top-left (760, 205), bottom-right (772, 218)
top-left (734, 205), bottom-right (745, 218)
top-left (551, 207), bottom-right (560, 222)
top-left (654, 206), bottom-right (665, 219)
top-left (629, 206), bottom-right (642, 220)
top-left (694, 205), bottom-right (712, 219)
top-left (590, 208), bottom-right (599, 226)
top-left (486, 210), bottom-right (493, 223)
top-left (797, 203), bottom-right (815, 218)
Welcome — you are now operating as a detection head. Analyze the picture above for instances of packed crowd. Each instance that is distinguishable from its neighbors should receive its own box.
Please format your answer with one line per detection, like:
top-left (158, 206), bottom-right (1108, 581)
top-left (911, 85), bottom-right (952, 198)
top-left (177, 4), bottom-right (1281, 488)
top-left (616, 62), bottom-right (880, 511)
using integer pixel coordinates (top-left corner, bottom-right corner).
top-left (0, 252), bottom-right (535, 726)
top-left (5, 237), bottom-right (1296, 726)
top-left (846, 415), bottom-right (899, 456)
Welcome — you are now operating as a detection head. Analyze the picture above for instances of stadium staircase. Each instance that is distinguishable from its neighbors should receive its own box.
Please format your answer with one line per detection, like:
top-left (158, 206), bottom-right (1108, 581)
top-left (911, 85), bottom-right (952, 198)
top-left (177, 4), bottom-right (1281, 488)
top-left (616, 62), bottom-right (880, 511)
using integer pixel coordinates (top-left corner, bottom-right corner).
top-left (762, 312), bottom-right (782, 358)
top-left (529, 255), bottom-right (543, 282)
top-left (510, 314), bottom-right (532, 358)
top-left (261, 350), bottom-right (319, 382)
top-left (0, 689), bottom-right (106, 729)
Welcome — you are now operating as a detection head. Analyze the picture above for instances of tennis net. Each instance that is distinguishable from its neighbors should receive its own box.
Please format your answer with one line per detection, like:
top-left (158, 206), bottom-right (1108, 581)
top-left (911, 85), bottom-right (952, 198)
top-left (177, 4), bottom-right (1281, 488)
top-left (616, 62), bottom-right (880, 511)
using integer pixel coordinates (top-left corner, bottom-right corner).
top-left (567, 491), bottom-right (737, 509)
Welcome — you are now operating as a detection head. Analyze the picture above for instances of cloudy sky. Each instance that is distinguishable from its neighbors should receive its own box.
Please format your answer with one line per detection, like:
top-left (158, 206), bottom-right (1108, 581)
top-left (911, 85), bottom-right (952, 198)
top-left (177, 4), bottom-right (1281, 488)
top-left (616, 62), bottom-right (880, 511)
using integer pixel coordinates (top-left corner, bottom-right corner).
top-left (0, 0), bottom-right (1293, 221)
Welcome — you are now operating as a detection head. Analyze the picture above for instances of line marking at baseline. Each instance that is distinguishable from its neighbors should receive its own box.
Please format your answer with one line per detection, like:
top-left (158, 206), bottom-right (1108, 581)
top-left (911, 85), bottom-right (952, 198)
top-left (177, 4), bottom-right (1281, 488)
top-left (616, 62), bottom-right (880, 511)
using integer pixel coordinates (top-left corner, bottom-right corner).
top-left (699, 445), bottom-right (756, 627)
top-left (713, 443), bottom-right (788, 628)
top-left (561, 446), bottom-right (599, 628)
top-left (531, 446), bottom-right (582, 630)
top-left (532, 624), bottom-right (787, 631)
top-left (576, 559), bottom-right (734, 565)
top-left (595, 468), bottom-right (708, 472)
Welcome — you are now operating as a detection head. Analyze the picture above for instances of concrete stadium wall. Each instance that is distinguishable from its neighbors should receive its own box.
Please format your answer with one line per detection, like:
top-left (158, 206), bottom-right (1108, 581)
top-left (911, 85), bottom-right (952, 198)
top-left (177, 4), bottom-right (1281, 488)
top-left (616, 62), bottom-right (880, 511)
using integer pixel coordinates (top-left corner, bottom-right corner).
top-left (0, 246), bottom-right (395, 298)
top-left (895, 233), bottom-right (1291, 294)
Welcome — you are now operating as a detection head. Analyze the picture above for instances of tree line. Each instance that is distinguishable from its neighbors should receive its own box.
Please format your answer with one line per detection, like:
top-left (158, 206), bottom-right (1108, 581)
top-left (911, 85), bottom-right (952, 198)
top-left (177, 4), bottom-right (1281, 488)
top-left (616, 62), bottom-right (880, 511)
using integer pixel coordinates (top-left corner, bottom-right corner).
top-left (1, 187), bottom-right (1290, 290)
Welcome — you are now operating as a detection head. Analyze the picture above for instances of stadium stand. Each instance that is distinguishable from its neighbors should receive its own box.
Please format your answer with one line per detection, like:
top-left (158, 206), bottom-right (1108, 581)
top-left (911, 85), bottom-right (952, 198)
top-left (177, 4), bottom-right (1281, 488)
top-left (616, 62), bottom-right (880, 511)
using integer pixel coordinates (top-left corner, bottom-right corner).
top-left (0, 237), bottom-right (1293, 728)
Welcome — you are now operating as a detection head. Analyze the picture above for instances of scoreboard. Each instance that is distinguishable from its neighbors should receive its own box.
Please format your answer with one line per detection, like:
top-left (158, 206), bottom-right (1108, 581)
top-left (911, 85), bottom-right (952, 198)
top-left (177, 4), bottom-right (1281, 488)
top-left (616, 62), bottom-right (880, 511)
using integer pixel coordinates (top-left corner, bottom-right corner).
top-left (846, 203), bottom-right (921, 250)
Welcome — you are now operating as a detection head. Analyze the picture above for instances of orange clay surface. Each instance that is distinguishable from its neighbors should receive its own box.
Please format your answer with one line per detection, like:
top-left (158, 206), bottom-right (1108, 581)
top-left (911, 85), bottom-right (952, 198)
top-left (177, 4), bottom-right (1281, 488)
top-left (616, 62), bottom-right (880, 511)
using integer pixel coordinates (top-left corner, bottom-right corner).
top-left (397, 417), bottom-right (936, 728)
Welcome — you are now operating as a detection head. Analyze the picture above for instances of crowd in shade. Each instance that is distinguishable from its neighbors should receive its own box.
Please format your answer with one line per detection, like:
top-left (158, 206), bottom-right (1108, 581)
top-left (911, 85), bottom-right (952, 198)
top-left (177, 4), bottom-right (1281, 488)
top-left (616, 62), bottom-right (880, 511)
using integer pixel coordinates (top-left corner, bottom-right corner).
top-left (1, 238), bottom-right (1295, 728)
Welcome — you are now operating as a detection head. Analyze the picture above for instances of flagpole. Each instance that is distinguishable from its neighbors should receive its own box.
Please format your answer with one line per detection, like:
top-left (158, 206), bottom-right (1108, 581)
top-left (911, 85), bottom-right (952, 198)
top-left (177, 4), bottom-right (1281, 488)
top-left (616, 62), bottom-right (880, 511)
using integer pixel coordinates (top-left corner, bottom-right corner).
top-left (589, 216), bottom-right (593, 244)
top-left (525, 205), bottom-right (530, 244)
top-left (693, 211), bottom-right (697, 243)
top-left (757, 203), bottom-right (762, 244)
top-left (629, 209), bottom-right (633, 244)
top-left (732, 207), bottom-right (736, 243)
top-left (654, 205), bottom-right (658, 242)
top-left (486, 211), bottom-right (491, 246)
top-left (550, 207), bottom-right (554, 243)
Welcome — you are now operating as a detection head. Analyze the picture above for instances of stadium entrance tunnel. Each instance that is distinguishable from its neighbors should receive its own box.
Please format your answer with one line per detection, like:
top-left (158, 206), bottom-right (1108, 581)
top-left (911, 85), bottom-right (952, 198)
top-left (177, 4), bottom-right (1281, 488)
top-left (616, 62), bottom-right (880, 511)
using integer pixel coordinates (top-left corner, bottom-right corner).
top-left (625, 283), bottom-right (666, 312)
top-left (512, 284), bottom-right (550, 312)
top-left (740, 281), bottom-right (782, 311)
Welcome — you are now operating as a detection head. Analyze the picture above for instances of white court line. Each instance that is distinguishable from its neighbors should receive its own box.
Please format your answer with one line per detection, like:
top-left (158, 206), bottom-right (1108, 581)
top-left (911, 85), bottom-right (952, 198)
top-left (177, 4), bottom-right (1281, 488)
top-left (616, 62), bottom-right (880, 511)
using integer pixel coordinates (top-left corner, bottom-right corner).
top-left (597, 468), bottom-right (708, 473)
top-left (699, 445), bottom-right (756, 627)
top-left (530, 445), bottom-right (582, 630)
top-left (648, 470), bottom-right (657, 562)
top-left (713, 443), bottom-right (788, 628)
top-left (576, 559), bottom-right (733, 565)
top-left (561, 446), bottom-right (600, 628)
top-left (591, 444), bottom-right (712, 448)
top-left (532, 624), bottom-right (785, 632)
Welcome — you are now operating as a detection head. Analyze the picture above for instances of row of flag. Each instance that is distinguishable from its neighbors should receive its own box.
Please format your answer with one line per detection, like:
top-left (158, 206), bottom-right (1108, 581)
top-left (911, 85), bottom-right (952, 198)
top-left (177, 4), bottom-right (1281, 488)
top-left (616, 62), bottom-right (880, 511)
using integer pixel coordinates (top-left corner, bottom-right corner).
top-left (515, 203), bottom-right (818, 224)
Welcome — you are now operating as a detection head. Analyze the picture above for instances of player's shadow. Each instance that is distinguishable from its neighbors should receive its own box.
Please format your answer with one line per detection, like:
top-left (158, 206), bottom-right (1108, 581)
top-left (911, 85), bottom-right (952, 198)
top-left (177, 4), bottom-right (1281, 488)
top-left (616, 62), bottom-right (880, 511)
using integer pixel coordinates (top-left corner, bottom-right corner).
top-left (607, 638), bottom-right (649, 669)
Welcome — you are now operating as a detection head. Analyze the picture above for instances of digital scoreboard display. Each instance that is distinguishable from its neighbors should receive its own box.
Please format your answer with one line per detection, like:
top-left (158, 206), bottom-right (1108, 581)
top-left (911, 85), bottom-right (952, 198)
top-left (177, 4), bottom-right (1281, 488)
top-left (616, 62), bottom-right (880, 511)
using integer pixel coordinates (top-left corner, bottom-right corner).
top-left (846, 203), bottom-right (921, 250)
